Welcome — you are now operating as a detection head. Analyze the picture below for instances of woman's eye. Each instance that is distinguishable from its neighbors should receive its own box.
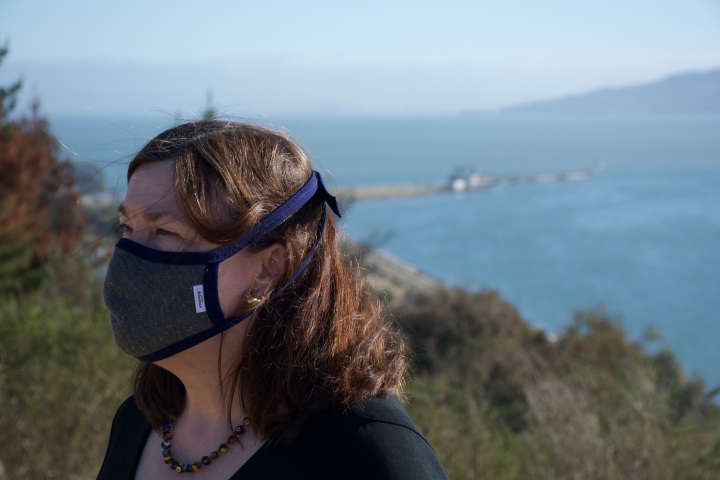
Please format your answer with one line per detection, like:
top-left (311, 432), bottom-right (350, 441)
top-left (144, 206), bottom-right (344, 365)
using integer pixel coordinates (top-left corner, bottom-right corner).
top-left (156, 228), bottom-right (177, 237)
top-left (118, 223), bottom-right (132, 235)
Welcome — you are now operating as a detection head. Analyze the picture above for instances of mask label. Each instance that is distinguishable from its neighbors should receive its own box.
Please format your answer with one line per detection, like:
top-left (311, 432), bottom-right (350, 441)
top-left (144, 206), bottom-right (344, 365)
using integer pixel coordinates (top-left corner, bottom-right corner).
top-left (193, 285), bottom-right (207, 313)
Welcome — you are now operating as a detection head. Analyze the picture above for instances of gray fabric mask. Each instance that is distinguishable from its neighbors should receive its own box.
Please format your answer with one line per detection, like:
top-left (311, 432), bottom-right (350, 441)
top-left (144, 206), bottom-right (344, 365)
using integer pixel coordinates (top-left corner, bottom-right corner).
top-left (103, 171), bottom-right (340, 362)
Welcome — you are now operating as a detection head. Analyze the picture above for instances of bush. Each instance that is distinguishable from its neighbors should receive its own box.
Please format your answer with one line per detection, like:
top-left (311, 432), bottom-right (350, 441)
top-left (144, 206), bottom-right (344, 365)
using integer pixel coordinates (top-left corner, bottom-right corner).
top-left (0, 261), bottom-right (134, 480)
top-left (396, 288), bottom-right (720, 479)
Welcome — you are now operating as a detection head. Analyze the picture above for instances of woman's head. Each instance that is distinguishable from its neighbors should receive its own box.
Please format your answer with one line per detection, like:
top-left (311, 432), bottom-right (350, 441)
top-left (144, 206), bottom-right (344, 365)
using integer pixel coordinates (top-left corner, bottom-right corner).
top-left (128, 121), bottom-right (314, 247)
top-left (126, 120), bottom-right (408, 443)
top-left (121, 121), bottom-right (325, 320)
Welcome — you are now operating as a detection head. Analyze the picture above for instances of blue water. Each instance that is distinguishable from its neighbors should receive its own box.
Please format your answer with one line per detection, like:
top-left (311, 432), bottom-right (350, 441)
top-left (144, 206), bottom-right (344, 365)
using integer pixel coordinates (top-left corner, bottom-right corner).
top-left (50, 113), bottom-right (720, 389)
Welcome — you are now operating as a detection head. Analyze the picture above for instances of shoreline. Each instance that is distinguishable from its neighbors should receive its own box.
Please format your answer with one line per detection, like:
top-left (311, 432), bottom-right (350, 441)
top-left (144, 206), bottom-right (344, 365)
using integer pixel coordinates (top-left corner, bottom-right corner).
top-left (334, 167), bottom-right (597, 202)
top-left (340, 236), bottom-right (443, 303)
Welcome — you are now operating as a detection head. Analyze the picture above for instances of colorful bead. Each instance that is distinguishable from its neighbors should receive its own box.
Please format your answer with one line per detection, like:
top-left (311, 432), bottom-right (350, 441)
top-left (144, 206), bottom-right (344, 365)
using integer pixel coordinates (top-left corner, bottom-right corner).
top-left (161, 417), bottom-right (249, 473)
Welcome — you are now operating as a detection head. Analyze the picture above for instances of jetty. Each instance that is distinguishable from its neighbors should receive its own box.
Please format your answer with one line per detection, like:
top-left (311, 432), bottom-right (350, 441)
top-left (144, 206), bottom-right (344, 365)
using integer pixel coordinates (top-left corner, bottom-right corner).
top-left (337, 184), bottom-right (445, 201)
top-left (337, 167), bottom-right (597, 202)
top-left (341, 236), bottom-right (443, 302)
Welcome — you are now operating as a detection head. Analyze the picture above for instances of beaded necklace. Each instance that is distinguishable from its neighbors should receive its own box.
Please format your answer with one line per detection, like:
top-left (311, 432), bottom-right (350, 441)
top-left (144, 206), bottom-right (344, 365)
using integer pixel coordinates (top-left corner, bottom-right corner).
top-left (161, 416), bottom-right (251, 473)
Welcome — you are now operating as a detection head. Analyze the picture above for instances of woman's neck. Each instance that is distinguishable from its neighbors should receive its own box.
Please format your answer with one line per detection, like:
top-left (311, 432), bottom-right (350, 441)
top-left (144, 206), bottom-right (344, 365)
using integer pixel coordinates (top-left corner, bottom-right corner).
top-left (155, 328), bottom-right (247, 428)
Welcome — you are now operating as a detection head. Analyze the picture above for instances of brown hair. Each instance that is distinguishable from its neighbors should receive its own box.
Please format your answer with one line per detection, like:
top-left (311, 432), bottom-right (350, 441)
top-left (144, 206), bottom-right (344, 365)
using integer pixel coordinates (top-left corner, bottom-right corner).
top-left (128, 120), bottom-right (408, 443)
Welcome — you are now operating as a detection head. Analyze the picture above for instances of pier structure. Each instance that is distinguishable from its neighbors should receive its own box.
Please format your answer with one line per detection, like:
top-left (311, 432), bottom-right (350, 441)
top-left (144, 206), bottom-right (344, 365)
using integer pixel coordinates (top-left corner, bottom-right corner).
top-left (337, 167), bottom-right (596, 201)
top-left (336, 184), bottom-right (445, 201)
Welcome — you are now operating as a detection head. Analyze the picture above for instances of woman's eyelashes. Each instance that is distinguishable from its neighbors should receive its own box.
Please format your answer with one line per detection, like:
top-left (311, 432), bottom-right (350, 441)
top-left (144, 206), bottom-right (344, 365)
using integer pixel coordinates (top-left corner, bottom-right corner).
top-left (155, 228), bottom-right (179, 237)
top-left (117, 221), bottom-right (181, 241)
top-left (118, 222), bottom-right (132, 236)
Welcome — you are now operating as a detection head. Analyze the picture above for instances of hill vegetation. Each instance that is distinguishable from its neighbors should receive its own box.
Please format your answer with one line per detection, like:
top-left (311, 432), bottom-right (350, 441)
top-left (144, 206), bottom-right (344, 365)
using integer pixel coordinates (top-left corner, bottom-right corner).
top-left (1, 251), bottom-right (718, 479)
top-left (393, 288), bottom-right (719, 479)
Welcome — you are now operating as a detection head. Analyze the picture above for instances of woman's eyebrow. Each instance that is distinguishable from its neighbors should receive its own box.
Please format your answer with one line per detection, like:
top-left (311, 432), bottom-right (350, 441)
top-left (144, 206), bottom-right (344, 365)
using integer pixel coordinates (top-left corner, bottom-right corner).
top-left (118, 203), bottom-right (178, 222)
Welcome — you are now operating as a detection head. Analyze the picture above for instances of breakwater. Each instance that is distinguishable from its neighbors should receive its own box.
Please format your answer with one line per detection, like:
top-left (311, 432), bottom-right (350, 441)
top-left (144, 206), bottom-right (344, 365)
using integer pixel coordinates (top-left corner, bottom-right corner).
top-left (337, 167), bottom-right (596, 201)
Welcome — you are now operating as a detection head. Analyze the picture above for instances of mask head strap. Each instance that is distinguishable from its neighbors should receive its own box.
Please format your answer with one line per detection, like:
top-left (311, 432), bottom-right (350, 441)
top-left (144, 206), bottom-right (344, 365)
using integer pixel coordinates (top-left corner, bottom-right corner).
top-left (207, 171), bottom-right (340, 263)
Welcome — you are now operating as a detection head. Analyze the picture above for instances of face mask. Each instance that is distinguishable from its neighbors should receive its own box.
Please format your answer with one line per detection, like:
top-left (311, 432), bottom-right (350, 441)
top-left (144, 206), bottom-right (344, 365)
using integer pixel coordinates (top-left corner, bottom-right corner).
top-left (103, 171), bottom-right (341, 362)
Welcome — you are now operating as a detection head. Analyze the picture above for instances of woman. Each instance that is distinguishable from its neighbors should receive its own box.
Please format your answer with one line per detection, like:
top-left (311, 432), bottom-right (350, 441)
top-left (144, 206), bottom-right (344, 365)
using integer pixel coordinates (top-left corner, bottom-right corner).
top-left (97, 120), bottom-right (448, 479)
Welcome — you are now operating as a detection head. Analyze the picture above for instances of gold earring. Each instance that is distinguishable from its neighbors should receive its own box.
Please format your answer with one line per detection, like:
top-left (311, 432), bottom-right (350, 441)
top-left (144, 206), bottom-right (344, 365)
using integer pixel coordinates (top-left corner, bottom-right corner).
top-left (244, 289), bottom-right (261, 306)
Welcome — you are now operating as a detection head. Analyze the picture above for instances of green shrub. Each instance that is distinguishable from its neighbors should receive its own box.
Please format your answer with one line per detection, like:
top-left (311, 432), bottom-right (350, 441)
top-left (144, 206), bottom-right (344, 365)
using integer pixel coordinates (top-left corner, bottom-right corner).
top-left (0, 263), bottom-right (134, 480)
top-left (398, 289), bottom-right (720, 479)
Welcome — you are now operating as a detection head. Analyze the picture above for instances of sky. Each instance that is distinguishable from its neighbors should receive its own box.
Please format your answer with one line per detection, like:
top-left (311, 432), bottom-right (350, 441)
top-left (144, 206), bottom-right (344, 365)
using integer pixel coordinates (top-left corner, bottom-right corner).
top-left (1, 0), bottom-right (719, 117)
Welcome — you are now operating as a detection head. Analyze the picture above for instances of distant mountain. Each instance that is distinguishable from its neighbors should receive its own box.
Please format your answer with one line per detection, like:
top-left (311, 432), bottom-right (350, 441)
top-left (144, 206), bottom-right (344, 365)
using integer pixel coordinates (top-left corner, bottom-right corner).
top-left (497, 69), bottom-right (720, 115)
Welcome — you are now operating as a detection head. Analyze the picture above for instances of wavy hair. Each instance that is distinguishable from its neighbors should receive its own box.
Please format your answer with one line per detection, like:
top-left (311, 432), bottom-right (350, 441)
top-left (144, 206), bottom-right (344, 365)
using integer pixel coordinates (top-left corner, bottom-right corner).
top-left (128, 120), bottom-right (408, 443)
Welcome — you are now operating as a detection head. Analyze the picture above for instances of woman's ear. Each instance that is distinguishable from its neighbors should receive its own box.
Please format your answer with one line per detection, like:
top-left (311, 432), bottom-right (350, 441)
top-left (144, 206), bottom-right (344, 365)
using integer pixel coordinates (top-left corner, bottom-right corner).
top-left (255, 243), bottom-right (289, 288)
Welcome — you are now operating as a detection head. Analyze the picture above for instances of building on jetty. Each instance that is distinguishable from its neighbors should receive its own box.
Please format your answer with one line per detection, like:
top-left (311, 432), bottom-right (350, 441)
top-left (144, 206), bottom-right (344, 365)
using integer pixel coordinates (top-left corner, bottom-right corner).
top-left (449, 167), bottom-right (495, 192)
top-left (450, 167), bottom-right (596, 192)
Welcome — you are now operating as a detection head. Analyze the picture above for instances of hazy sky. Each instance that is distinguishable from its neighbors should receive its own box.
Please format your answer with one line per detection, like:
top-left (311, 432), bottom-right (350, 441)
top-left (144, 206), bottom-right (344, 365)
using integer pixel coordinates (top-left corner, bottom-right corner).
top-left (1, 0), bottom-right (719, 117)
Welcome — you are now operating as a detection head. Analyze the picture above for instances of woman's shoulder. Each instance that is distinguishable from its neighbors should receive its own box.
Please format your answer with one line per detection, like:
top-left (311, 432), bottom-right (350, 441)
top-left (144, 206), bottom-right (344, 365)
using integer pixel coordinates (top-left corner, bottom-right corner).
top-left (276, 396), bottom-right (448, 479)
top-left (96, 396), bottom-right (151, 480)
top-left (332, 395), bottom-right (430, 446)
top-left (108, 395), bottom-right (149, 436)
top-left (114, 395), bottom-right (144, 420)
top-left (351, 395), bottom-right (419, 426)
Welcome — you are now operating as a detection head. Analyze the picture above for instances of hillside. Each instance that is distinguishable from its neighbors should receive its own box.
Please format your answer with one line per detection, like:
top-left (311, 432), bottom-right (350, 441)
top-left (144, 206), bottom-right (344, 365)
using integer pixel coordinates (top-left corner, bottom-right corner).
top-left (497, 68), bottom-right (720, 115)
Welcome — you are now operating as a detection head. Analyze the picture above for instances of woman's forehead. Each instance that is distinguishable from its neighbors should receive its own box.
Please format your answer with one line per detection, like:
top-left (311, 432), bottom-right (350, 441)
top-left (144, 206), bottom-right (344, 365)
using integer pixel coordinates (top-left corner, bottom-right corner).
top-left (123, 162), bottom-right (179, 216)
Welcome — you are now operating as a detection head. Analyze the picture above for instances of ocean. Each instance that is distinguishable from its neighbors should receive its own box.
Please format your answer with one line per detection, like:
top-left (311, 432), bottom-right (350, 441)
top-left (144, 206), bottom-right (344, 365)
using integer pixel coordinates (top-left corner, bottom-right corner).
top-left (50, 113), bottom-right (720, 390)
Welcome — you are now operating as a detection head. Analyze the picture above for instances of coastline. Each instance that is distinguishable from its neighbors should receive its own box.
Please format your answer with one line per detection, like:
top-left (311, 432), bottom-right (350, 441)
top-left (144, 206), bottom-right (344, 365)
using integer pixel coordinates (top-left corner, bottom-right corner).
top-left (341, 235), bottom-right (443, 304)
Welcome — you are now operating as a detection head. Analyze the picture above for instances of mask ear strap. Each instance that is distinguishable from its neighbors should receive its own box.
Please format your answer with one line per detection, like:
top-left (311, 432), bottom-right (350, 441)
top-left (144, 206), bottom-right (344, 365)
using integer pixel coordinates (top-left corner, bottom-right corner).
top-left (266, 171), bottom-right (338, 299)
top-left (272, 202), bottom-right (328, 297)
top-left (208, 171), bottom-right (337, 324)
top-left (218, 203), bottom-right (328, 327)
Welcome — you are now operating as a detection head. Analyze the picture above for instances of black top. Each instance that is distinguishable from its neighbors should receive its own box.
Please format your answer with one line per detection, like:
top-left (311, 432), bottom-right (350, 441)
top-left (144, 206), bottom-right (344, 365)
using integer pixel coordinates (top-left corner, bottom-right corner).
top-left (97, 395), bottom-right (448, 479)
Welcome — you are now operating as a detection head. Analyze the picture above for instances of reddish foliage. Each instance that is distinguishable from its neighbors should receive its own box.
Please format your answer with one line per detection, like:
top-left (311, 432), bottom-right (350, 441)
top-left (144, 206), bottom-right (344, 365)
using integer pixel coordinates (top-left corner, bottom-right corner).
top-left (0, 99), bottom-right (86, 271)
